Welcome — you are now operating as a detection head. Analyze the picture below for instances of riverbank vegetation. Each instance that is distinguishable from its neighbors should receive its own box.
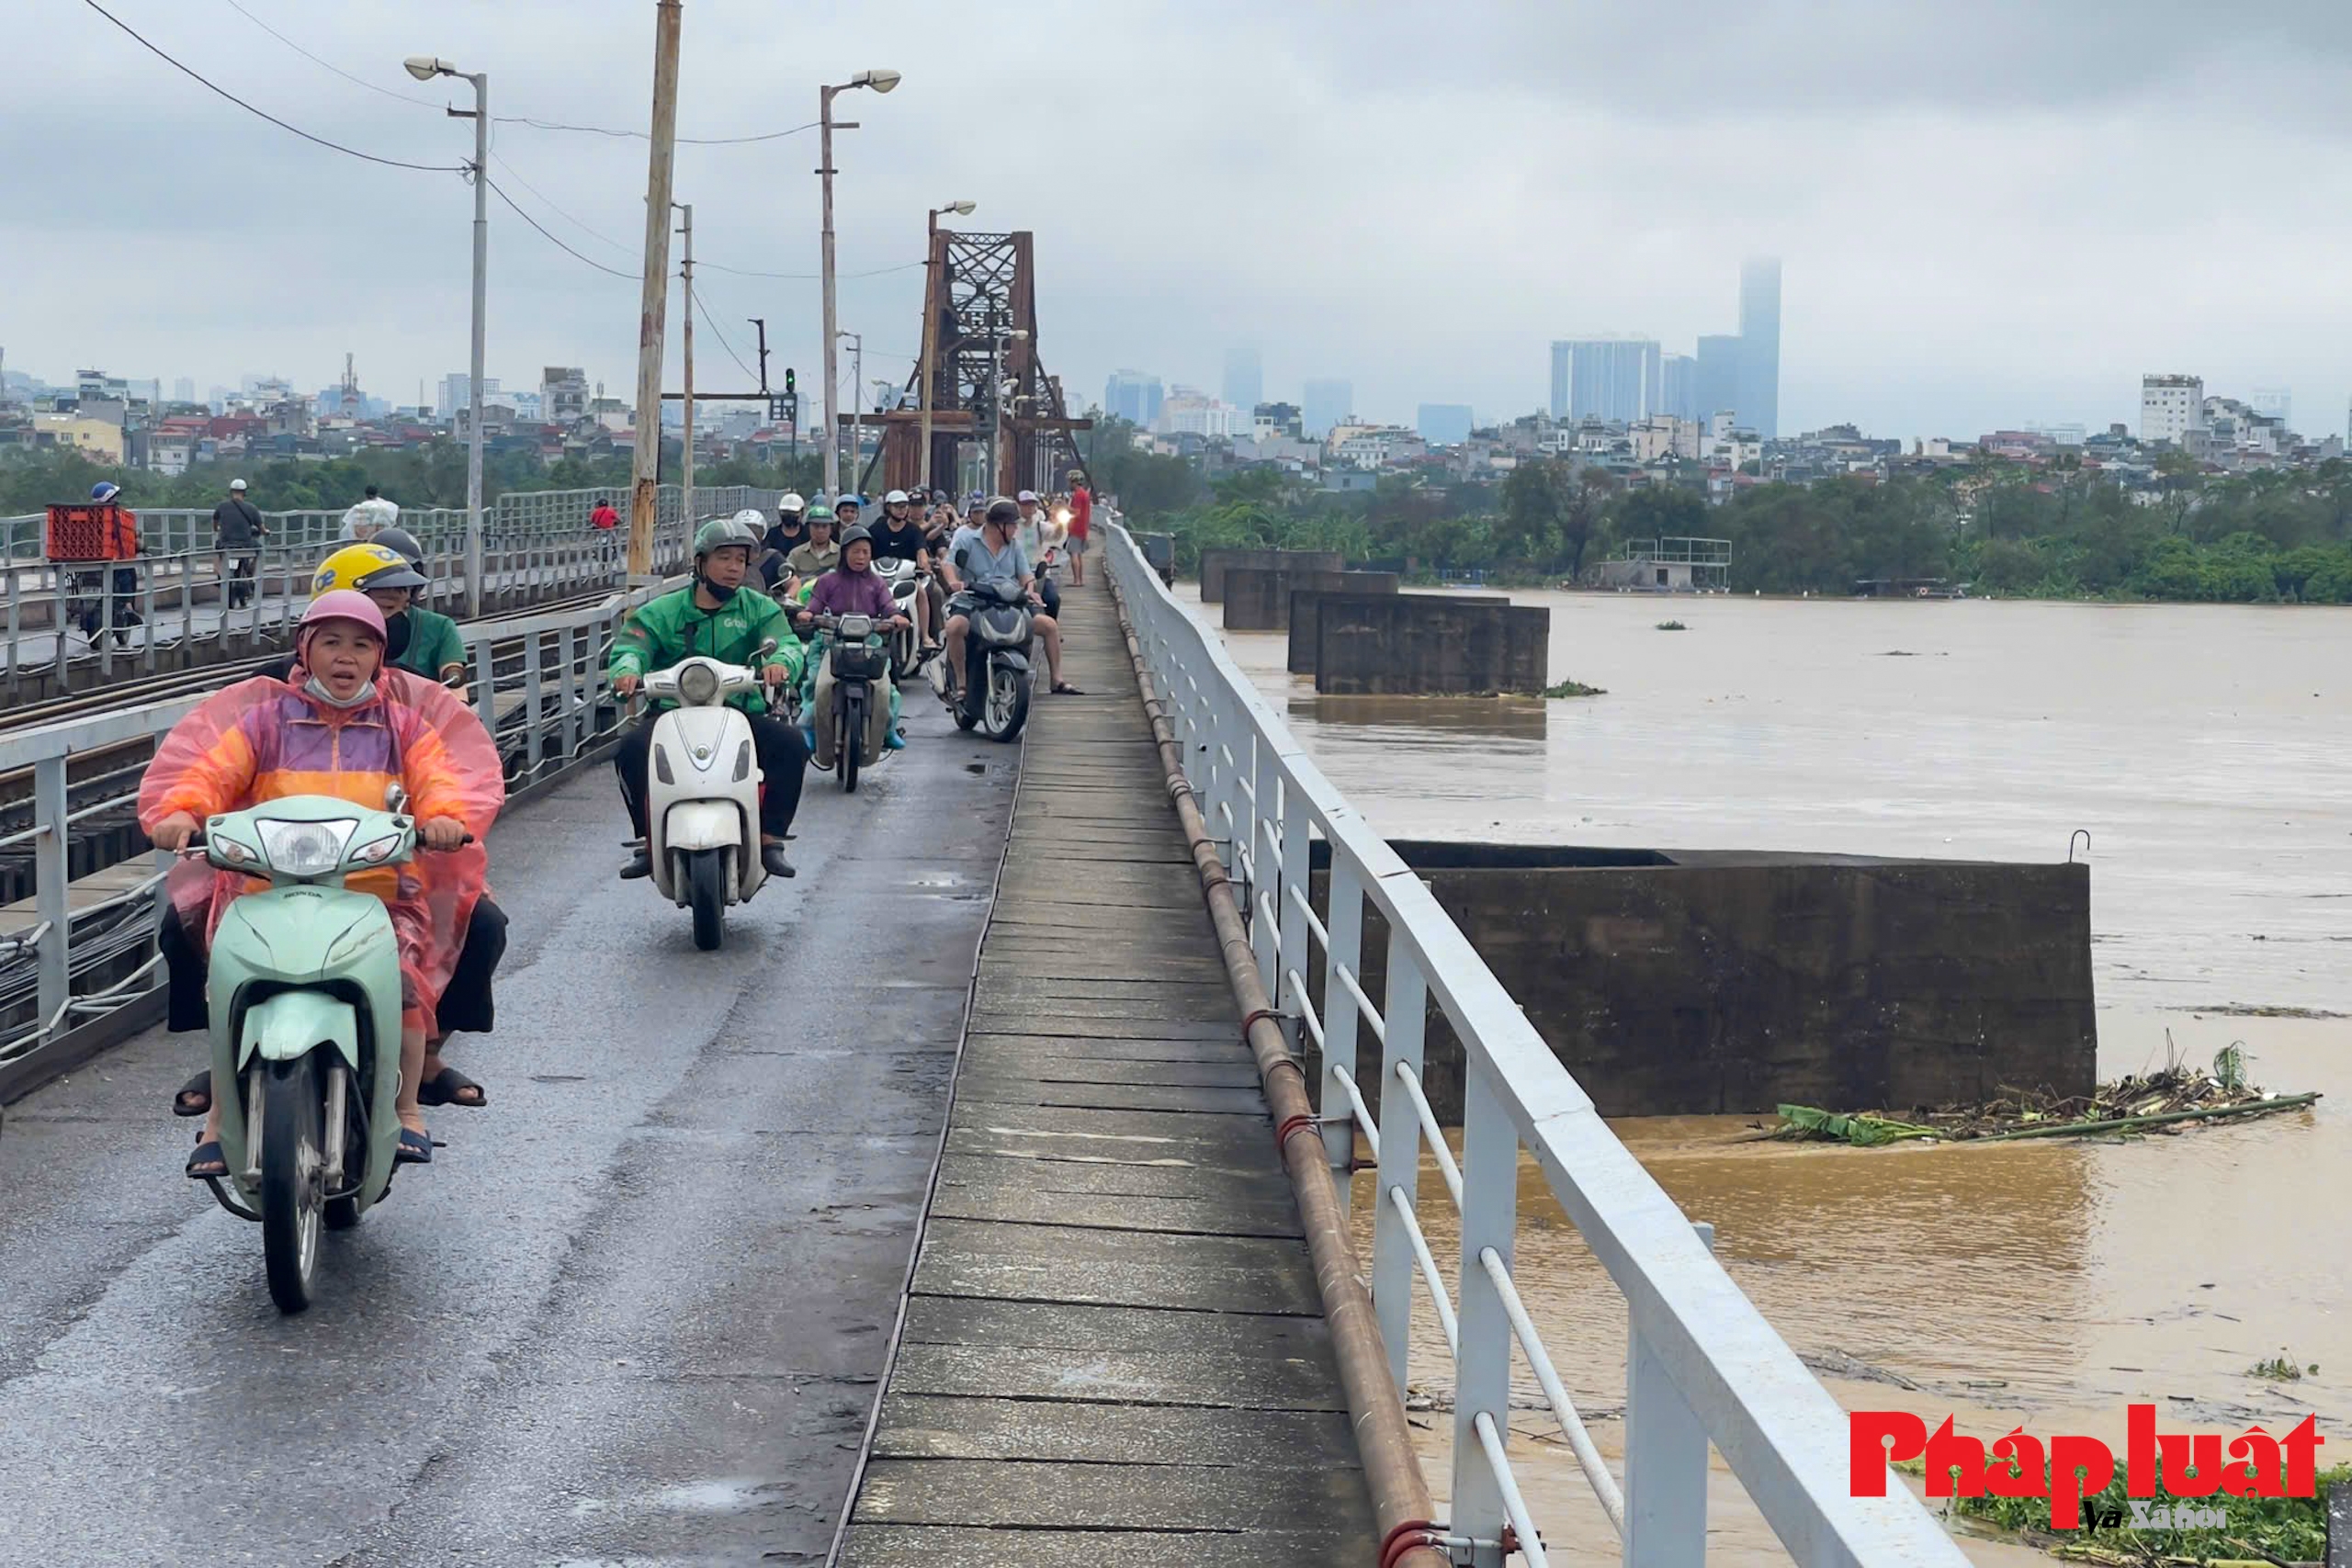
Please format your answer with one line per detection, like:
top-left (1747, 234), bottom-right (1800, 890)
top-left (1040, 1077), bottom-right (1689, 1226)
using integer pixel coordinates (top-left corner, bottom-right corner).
top-left (1086, 427), bottom-right (2352, 605)
top-left (1896, 1455), bottom-right (2350, 1564)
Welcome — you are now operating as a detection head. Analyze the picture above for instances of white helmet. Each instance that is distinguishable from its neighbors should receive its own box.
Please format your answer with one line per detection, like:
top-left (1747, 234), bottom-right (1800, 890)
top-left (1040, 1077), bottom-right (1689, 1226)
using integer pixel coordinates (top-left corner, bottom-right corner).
top-left (884, 488), bottom-right (910, 505)
top-left (731, 508), bottom-right (766, 532)
top-left (779, 492), bottom-right (806, 513)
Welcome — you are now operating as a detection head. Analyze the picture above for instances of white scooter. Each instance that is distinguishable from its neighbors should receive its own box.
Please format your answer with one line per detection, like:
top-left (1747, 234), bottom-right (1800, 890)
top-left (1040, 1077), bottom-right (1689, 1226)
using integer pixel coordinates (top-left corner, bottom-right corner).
top-left (639, 641), bottom-right (778, 951)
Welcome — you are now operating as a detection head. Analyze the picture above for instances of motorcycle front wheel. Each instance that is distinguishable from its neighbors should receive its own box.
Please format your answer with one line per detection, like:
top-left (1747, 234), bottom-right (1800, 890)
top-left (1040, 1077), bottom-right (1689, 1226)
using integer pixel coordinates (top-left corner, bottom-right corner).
top-left (985, 663), bottom-right (1031, 742)
top-left (688, 847), bottom-right (726, 952)
top-left (842, 689), bottom-right (865, 794)
top-left (259, 1052), bottom-right (326, 1314)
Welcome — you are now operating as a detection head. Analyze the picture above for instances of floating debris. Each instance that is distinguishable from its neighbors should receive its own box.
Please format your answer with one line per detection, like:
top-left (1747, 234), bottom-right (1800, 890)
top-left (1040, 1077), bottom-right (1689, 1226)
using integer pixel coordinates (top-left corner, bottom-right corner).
top-left (1541, 677), bottom-right (1606, 698)
top-left (1769, 1047), bottom-right (2319, 1146)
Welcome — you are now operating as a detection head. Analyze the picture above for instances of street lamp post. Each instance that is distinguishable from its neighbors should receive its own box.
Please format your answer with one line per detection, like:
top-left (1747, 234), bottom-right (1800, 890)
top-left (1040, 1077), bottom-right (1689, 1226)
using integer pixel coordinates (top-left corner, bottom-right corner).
top-left (837, 331), bottom-right (863, 495)
top-left (405, 54), bottom-right (488, 616)
top-left (919, 198), bottom-right (976, 492)
top-left (818, 67), bottom-right (901, 497)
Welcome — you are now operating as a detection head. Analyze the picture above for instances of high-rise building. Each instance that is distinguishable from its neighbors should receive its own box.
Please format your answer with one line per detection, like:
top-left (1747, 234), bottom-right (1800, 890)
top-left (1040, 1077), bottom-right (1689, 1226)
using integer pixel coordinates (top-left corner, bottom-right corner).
top-left (1694, 334), bottom-right (1743, 425)
top-left (1737, 257), bottom-right (1781, 440)
top-left (1222, 345), bottom-right (1261, 418)
top-left (1302, 378), bottom-right (1352, 438)
top-left (1657, 354), bottom-right (1698, 423)
top-left (1416, 403), bottom-right (1475, 446)
top-left (2251, 387), bottom-right (2292, 430)
top-left (172, 378), bottom-right (195, 405)
top-left (1549, 337), bottom-right (1658, 423)
top-left (439, 372), bottom-right (499, 420)
top-left (1104, 369), bottom-right (1163, 426)
top-left (2140, 374), bottom-right (2204, 445)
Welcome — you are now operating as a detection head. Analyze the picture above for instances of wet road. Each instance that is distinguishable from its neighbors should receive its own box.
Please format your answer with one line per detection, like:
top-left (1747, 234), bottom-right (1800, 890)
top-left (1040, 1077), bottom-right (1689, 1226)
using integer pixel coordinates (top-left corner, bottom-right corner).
top-left (0, 695), bottom-right (1016, 1565)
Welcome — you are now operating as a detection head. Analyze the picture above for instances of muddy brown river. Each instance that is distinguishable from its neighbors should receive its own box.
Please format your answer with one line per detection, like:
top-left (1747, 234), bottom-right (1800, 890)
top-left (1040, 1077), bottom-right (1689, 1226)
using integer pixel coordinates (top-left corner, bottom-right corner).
top-left (1203, 587), bottom-right (2352, 1562)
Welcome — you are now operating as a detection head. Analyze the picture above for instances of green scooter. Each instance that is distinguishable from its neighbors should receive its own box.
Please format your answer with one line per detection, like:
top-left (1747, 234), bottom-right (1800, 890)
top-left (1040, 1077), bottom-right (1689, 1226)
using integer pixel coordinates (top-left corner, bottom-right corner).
top-left (187, 787), bottom-right (450, 1314)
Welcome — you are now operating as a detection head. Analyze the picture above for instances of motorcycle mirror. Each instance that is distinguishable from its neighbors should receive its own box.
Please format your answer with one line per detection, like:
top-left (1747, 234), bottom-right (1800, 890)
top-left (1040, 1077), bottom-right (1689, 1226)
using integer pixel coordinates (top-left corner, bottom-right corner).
top-left (384, 784), bottom-right (410, 814)
top-left (754, 637), bottom-right (779, 659)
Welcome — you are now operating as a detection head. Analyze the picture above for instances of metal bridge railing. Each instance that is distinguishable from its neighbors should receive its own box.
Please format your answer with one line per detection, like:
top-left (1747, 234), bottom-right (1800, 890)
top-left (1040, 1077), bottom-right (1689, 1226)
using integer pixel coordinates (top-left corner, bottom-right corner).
top-left (1102, 525), bottom-right (1965, 1568)
top-left (0, 484), bottom-right (781, 692)
top-left (0, 581), bottom-right (660, 1072)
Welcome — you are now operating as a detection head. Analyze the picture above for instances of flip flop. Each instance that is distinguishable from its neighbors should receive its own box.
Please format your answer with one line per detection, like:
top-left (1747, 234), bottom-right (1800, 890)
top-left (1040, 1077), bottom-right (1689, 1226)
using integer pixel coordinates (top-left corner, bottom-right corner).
top-left (416, 1066), bottom-right (487, 1109)
top-left (186, 1139), bottom-right (227, 1179)
top-left (173, 1069), bottom-right (212, 1117)
top-left (394, 1128), bottom-right (434, 1166)
top-left (1051, 682), bottom-right (1086, 695)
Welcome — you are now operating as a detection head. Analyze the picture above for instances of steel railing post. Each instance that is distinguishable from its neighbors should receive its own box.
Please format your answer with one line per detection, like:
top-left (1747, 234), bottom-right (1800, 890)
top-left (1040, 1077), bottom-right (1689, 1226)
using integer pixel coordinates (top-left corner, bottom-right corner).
top-left (1623, 1222), bottom-right (1715, 1568)
top-left (1369, 942), bottom-right (1427, 1395)
top-left (33, 754), bottom-right (70, 1036)
top-left (1451, 1061), bottom-right (1519, 1568)
top-left (1319, 859), bottom-right (1363, 1216)
top-left (522, 630), bottom-right (545, 778)
top-left (1250, 741), bottom-right (1279, 979)
top-left (557, 625), bottom-right (580, 761)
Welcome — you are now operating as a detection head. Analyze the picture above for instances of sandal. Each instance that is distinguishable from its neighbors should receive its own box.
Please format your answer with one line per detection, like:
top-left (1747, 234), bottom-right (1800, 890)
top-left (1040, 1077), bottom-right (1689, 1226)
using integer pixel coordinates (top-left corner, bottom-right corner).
top-left (1051, 682), bottom-right (1086, 695)
top-left (416, 1066), bottom-right (487, 1109)
top-left (173, 1069), bottom-right (212, 1118)
top-left (395, 1127), bottom-right (434, 1166)
top-left (186, 1139), bottom-right (227, 1179)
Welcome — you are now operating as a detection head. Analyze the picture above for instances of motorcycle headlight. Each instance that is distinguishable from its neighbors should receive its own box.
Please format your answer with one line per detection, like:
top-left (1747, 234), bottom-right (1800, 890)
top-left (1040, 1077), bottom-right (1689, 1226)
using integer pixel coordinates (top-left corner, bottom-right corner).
top-left (255, 818), bottom-right (358, 876)
top-left (677, 662), bottom-right (721, 706)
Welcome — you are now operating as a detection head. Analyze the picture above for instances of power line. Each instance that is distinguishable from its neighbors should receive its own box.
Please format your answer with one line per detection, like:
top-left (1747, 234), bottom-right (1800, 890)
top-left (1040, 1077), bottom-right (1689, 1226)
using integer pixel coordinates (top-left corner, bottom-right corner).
top-left (487, 152), bottom-right (636, 257)
top-left (690, 289), bottom-right (759, 384)
top-left (79, 0), bottom-right (462, 173)
top-left (497, 116), bottom-right (822, 146)
top-left (699, 257), bottom-right (926, 282)
top-left (480, 175), bottom-right (636, 279)
top-left (218, 0), bottom-right (440, 107)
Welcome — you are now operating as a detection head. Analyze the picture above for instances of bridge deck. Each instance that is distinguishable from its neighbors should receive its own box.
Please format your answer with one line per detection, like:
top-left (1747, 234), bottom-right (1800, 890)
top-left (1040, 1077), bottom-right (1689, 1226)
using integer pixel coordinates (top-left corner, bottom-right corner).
top-left (838, 582), bottom-right (1377, 1565)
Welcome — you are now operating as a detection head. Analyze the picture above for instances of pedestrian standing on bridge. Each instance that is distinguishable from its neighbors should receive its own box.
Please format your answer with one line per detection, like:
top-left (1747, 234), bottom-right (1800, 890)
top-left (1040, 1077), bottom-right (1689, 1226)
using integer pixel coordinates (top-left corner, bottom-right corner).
top-left (211, 477), bottom-right (266, 608)
top-left (340, 484), bottom-right (399, 542)
top-left (1065, 469), bottom-right (1091, 587)
top-left (589, 494), bottom-right (621, 564)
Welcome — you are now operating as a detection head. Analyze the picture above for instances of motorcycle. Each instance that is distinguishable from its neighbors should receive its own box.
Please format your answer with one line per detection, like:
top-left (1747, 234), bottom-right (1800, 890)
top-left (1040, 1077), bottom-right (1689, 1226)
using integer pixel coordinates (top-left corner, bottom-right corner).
top-left (809, 612), bottom-right (890, 793)
top-left (873, 556), bottom-right (925, 682)
top-left (953, 577), bottom-right (1035, 742)
top-left (639, 641), bottom-right (778, 951)
top-left (186, 787), bottom-right (458, 1314)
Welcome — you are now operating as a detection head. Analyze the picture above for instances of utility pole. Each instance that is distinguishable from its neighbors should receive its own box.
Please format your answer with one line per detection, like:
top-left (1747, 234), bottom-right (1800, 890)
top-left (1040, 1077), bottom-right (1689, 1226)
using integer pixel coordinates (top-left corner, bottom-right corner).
top-left (458, 72), bottom-right (489, 616)
top-left (749, 317), bottom-right (770, 394)
top-left (819, 85), bottom-right (846, 496)
top-left (841, 332), bottom-right (864, 496)
top-left (677, 201), bottom-right (695, 527)
top-left (627, 0), bottom-right (684, 581)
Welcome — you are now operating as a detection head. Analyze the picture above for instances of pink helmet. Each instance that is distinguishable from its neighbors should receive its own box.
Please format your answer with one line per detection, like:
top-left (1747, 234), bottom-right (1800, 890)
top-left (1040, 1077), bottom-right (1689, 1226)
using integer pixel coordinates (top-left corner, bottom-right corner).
top-left (299, 588), bottom-right (388, 643)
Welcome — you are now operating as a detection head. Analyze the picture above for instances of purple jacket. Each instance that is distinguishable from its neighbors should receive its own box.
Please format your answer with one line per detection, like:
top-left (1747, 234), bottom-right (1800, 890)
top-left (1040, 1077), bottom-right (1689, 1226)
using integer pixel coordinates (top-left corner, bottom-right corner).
top-left (808, 566), bottom-right (897, 621)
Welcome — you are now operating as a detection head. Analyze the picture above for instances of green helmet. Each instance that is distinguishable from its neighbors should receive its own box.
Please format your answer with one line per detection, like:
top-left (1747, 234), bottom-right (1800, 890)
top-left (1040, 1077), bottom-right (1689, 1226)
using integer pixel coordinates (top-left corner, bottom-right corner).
top-left (693, 515), bottom-right (760, 559)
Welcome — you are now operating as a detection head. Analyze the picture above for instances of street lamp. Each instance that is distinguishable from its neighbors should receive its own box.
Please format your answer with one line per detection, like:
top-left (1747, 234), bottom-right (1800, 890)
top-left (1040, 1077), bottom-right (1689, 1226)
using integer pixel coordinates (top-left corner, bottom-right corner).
top-left (987, 326), bottom-right (1030, 494)
top-left (406, 53), bottom-right (489, 617)
top-left (836, 331), bottom-right (863, 493)
top-left (919, 198), bottom-right (977, 491)
top-left (818, 67), bottom-right (903, 495)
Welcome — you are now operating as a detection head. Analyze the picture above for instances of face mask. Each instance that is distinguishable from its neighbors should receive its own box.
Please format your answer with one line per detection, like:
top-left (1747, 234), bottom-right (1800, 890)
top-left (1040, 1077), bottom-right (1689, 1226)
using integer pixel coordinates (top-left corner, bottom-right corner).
top-left (383, 612), bottom-right (413, 661)
top-left (303, 674), bottom-right (379, 709)
top-left (698, 571), bottom-right (741, 604)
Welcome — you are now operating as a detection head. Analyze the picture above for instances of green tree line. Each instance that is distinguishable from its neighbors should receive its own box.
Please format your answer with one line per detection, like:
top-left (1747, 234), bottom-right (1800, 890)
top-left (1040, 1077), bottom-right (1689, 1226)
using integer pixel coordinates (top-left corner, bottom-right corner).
top-left (1114, 442), bottom-right (2352, 605)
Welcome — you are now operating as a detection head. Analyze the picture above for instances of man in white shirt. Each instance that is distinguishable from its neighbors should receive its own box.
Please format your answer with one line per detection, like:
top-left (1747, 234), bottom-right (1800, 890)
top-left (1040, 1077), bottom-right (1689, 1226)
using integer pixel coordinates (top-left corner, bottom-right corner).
top-left (340, 485), bottom-right (400, 541)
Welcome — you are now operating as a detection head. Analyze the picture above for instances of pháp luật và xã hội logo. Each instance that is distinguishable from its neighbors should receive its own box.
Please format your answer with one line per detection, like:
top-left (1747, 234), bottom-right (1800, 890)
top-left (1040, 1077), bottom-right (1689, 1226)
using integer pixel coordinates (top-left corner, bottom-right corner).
top-left (1849, 1404), bottom-right (2325, 1530)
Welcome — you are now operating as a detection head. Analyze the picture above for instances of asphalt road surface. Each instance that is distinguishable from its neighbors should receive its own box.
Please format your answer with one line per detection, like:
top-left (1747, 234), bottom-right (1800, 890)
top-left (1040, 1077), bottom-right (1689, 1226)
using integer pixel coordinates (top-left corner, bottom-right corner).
top-left (0, 692), bottom-right (1017, 1566)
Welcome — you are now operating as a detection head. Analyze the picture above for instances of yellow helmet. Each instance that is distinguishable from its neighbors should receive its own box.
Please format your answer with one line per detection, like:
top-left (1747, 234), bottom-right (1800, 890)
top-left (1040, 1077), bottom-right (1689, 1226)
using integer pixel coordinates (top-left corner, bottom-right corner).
top-left (311, 542), bottom-right (427, 598)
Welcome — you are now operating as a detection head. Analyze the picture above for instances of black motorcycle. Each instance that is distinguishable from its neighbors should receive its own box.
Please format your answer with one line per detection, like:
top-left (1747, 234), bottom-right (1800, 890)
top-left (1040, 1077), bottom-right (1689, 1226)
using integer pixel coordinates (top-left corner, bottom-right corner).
top-left (810, 612), bottom-right (889, 793)
top-left (952, 577), bottom-right (1035, 742)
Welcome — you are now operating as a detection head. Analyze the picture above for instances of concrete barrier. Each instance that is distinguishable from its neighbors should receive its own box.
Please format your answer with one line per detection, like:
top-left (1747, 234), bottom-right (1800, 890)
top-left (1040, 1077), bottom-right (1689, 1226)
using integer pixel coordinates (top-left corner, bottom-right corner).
top-left (1288, 590), bottom-right (1502, 674)
top-left (1197, 547), bottom-right (1343, 603)
top-left (1309, 841), bottom-right (2098, 1122)
top-left (1222, 568), bottom-right (1398, 632)
top-left (1312, 593), bottom-right (1548, 695)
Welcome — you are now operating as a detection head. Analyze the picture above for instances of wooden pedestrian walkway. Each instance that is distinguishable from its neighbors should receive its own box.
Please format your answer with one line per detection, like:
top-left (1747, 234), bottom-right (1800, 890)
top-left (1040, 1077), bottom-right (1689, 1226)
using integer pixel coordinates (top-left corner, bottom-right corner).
top-left (836, 570), bottom-right (1379, 1566)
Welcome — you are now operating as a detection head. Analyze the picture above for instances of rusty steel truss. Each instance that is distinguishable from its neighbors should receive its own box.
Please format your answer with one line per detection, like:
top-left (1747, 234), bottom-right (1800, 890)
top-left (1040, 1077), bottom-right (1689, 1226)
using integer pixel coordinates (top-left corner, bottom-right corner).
top-left (860, 229), bottom-right (1091, 498)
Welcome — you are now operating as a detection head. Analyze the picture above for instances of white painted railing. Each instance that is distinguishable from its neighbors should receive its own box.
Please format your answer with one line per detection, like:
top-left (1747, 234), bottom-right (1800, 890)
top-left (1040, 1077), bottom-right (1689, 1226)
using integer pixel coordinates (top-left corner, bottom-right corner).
top-left (1102, 524), bottom-right (1966, 1567)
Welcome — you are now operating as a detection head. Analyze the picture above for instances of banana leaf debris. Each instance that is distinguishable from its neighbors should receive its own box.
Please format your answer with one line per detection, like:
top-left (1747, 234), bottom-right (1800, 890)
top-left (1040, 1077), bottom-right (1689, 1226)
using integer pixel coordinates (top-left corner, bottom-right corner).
top-left (1768, 1044), bottom-right (2320, 1147)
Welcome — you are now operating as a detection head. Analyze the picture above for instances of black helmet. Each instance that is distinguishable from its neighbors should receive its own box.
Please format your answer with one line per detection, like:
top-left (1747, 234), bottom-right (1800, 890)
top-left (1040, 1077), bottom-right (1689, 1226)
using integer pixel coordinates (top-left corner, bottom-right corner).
top-left (839, 525), bottom-right (874, 551)
top-left (373, 526), bottom-right (426, 570)
top-left (984, 497), bottom-right (1020, 527)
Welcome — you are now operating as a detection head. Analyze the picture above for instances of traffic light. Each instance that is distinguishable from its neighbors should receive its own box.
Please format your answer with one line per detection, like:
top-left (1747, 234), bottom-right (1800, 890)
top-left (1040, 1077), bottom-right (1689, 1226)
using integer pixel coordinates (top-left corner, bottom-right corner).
top-left (784, 367), bottom-right (797, 396)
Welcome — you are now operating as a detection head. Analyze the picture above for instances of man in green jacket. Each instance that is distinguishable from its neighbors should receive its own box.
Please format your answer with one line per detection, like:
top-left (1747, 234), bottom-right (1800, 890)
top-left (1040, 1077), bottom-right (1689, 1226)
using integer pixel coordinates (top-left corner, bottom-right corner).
top-left (608, 514), bottom-right (809, 881)
top-left (371, 528), bottom-right (468, 685)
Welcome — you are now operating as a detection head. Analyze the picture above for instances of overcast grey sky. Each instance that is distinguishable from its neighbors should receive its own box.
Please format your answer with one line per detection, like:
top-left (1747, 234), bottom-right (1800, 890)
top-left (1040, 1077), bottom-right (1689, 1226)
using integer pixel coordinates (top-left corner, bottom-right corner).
top-left (7, 0), bottom-right (2351, 442)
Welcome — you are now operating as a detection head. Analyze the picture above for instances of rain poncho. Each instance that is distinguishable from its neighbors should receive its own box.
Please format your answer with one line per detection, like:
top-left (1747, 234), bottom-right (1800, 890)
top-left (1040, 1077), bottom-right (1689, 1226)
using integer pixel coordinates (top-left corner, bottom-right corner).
top-left (139, 671), bottom-right (505, 1037)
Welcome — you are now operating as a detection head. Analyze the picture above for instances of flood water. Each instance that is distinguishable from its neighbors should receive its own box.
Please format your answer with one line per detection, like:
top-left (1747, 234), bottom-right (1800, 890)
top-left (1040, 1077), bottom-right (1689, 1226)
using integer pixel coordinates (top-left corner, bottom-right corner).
top-left (1203, 588), bottom-right (2352, 1562)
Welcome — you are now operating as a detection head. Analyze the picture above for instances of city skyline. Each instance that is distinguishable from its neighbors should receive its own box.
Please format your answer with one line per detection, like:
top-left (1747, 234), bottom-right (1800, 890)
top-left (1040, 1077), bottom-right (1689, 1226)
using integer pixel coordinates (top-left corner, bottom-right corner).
top-left (10, 3), bottom-right (2352, 446)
